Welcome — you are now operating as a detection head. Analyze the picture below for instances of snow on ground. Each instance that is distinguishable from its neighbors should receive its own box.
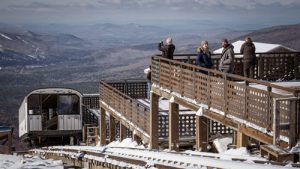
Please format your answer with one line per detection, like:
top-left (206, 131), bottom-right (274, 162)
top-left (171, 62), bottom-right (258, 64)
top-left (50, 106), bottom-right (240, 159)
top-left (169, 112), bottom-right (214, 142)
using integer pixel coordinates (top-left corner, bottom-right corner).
top-left (106, 138), bottom-right (145, 148)
top-left (213, 137), bottom-right (233, 153)
top-left (0, 154), bottom-right (63, 169)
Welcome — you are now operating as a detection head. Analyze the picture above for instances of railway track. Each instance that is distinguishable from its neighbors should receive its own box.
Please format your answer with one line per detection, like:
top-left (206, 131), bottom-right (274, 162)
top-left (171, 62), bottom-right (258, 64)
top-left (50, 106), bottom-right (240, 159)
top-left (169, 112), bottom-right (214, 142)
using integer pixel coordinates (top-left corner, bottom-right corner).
top-left (31, 146), bottom-right (299, 169)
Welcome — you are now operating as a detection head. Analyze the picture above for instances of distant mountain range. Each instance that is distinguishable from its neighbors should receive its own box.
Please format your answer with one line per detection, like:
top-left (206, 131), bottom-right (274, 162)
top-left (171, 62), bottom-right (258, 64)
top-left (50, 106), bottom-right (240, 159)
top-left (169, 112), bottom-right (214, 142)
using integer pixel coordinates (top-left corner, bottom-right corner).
top-left (0, 30), bottom-right (92, 66)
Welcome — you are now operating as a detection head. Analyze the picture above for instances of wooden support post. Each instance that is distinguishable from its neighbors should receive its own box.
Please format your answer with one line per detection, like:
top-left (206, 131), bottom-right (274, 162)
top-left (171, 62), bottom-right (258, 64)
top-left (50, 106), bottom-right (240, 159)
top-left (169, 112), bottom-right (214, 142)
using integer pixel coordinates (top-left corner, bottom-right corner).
top-left (95, 127), bottom-right (99, 145)
top-left (273, 99), bottom-right (280, 146)
top-left (120, 123), bottom-right (126, 141)
top-left (169, 102), bottom-right (179, 151)
top-left (8, 131), bottom-right (12, 154)
top-left (99, 107), bottom-right (106, 146)
top-left (150, 92), bottom-right (159, 149)
top-left (258, 55), bottom-right (263, 79)
top-left (223, 74), bottom-right (228, 116)
top-left (236, 130), bottom-right (248, 148)
top-left (195, 116), bottom-right (208, 151)
top-left (289, 100), bottom-right (296, 148)
top-left (294, 54), bottom-right (299, 79)
top-left (109, 115), bottom-right (116, 142)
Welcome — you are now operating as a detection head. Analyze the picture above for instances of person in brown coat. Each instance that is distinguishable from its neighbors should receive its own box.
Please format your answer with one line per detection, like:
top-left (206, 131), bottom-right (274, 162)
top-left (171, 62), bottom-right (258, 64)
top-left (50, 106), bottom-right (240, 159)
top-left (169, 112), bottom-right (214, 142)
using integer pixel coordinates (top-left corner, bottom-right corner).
top-left (240, 37), bottom-right (256, 78)
top-left (218, 39), bottom-right (235, 73)
top-left (158, 37), bottom-right (175, 60)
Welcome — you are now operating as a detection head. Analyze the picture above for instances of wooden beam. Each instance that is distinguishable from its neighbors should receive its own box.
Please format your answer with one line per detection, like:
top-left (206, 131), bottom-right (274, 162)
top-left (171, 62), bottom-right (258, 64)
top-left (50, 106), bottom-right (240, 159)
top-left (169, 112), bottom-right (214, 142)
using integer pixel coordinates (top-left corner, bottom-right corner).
top-left (150, 92), bottom-right (159, 150)
top-left (169, 102), bottom-right (179, 151)
top-left (120, 123), bottom-right (127, 141)
top-left (239, 125), bottom-right (288, 147)
top-left (195, 116), bottom-right (208, 151)
top-left (109, 114), bottom-right (116, 142)
top-left (100, 107), bottom-right (106, 146)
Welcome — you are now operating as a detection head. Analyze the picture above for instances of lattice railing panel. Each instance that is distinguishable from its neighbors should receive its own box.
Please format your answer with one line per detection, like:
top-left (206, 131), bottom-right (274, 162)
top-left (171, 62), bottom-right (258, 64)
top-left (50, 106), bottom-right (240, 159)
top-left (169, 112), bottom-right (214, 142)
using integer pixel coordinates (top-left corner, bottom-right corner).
top-left (210, 76), bottom-right (225, 111)
top-left (226, 81), bottom-right (246, 119)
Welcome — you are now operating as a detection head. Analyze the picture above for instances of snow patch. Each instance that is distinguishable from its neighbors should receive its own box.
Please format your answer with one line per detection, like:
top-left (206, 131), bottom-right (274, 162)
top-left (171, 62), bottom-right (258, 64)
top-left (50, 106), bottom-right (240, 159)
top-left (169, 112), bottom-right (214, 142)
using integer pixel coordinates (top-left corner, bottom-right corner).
top-left (0, 154), bottom-right (63, 169)
top-left (169, 96), bottom-right (175, 103)
top-left (223, 147), bottom-right (249, 156)
top-left (105, 138), bottom-right (144, 149)
top-left (28, 54), bottom-right (37, 59)
top-left (213, 137), bottom-right (232, 153)
top-left (196, 106), bottom-right (204, 116)
top-left (0, 33), bottom-right (13, 40)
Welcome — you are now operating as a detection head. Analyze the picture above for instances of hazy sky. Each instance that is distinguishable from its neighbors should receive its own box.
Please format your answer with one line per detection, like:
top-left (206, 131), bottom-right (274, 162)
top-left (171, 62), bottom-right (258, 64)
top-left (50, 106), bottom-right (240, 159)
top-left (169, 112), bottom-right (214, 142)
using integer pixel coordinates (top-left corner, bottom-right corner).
top-left (1, 0), bottom-right (300, 27)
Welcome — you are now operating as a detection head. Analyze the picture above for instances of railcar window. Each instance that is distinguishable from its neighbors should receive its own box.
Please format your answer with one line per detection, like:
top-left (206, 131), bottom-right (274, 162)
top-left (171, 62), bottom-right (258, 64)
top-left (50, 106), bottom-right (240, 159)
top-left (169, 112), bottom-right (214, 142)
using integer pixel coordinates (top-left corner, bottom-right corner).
top-left (57, 95), bottom-right (79, 115)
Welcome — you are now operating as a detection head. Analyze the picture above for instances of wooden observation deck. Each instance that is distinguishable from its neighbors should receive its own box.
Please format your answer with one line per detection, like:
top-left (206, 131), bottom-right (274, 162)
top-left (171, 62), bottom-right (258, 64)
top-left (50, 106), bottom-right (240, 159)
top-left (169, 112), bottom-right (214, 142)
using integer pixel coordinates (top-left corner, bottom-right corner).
top-left (98, 52), bottom-right (300, 158)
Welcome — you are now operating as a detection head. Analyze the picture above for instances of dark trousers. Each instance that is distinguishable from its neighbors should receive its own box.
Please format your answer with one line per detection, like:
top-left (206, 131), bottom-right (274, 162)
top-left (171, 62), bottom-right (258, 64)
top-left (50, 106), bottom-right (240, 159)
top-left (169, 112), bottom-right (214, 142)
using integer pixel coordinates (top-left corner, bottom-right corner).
top-left (243, 61), bottom-right (255, 78)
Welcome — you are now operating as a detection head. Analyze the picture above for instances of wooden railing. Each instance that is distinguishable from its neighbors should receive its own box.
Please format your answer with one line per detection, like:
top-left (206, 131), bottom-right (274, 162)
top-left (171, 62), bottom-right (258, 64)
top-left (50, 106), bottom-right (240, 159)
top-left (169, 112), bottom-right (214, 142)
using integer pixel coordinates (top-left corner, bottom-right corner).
top-left (169, 52), bottom-right (300, 81)
top-left (151, 56), bottom-right (300, 146)
top-left (104, 79), bottom-right (148, 99)
top-left (99, 80), bottom-right (234, 141)
top-left (83, 94), bottom-right (100, 109)
top-left (100, 81), bottom-right (150, 136)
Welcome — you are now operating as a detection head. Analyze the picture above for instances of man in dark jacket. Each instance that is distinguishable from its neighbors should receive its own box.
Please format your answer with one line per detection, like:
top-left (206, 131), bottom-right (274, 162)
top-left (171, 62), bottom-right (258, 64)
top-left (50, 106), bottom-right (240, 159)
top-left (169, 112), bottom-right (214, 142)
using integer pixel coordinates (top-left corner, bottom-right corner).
top-left (240, 37), bottom-right (256, 78)
top-left (218, 39), bottom-right (235, 73)
top-left (158, 37), bottom-right (175, 60)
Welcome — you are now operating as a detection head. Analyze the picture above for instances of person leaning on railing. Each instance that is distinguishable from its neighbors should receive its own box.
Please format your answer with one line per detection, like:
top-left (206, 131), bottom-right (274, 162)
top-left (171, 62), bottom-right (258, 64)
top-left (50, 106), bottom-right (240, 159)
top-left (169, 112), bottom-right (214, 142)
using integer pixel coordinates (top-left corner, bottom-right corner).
top-left (158, 37), bottom-right (175, 60)
top-left (195, 40), bottom-right (213, 74)
top-left (240, 37), bottom-right (256, 78)
top-left (218, 39), bottom-right (235, 73)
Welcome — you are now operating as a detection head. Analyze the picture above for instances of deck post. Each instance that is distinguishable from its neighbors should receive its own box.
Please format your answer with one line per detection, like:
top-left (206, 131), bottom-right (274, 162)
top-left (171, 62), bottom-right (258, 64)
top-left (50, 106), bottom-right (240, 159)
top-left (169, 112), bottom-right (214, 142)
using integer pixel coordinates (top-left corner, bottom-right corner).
top-left (150, 92), bottom-right (159, 149)
top-left (236, 127), bottom-right (249, 148)
top-left (109, 114), bottom-right (116, 142)
top-left (100, 107), bottom-right (106, 146)
top-left (169, 102), bottom-right (179, 151)
top-left (195, 116), bottom-right (208, 151)
top-left (120, 123), bottom-right (127, 141)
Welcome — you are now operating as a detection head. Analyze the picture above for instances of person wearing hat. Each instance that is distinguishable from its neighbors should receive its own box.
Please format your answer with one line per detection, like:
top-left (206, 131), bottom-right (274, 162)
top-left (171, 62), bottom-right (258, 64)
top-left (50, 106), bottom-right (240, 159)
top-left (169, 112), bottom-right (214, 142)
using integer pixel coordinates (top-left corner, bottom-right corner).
top-left (218, 39), bottom-right (235, 73)
top-left (240, 37), bottom-right (256, 78)
top-left (158, 37), bottom-right (175, 60)
top-left (196, 40), bottom-right (213, 69)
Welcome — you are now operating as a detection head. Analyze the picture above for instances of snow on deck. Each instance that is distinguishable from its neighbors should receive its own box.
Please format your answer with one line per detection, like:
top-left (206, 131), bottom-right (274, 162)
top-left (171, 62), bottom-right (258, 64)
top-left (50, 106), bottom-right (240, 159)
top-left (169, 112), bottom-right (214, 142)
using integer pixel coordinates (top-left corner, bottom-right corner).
top-left (138, 98), bottom-right (196, 115)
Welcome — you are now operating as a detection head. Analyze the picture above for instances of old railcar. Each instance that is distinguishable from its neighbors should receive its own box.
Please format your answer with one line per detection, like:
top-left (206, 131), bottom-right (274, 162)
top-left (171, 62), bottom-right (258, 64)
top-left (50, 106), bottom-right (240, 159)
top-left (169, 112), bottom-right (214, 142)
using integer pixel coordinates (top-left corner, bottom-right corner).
top-left (19, 88), bottom-right (83, 146)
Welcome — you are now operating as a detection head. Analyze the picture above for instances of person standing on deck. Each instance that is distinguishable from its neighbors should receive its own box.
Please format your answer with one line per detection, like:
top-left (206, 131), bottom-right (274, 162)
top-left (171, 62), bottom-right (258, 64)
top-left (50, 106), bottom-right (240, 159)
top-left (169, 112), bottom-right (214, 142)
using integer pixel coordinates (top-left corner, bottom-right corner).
top-left (158, 37), bottom-right (175, 60)
top-left (218, 39), bottom-right (235, 73)
top-left (240, 37), bottom-right (256, 78)
top-left (196, 40), bottom-right (213, 69)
